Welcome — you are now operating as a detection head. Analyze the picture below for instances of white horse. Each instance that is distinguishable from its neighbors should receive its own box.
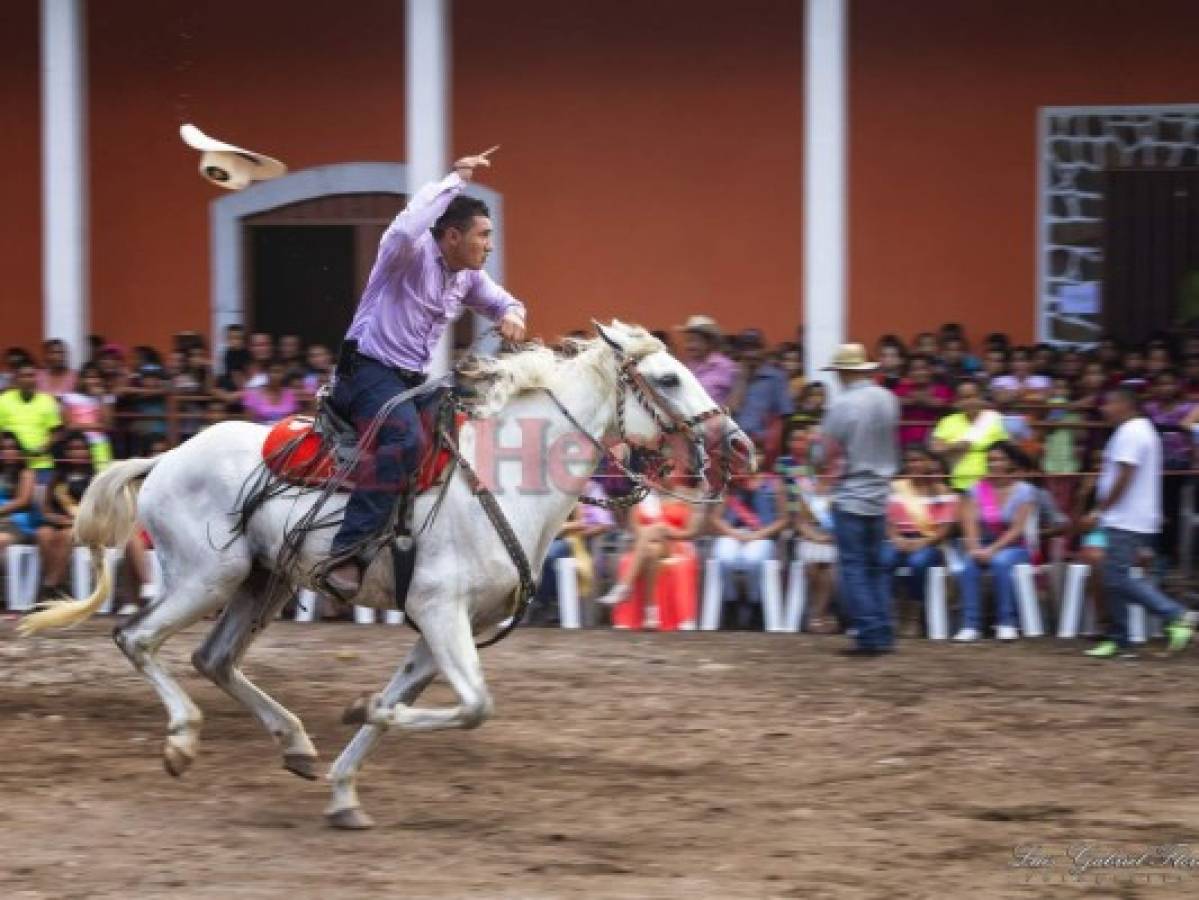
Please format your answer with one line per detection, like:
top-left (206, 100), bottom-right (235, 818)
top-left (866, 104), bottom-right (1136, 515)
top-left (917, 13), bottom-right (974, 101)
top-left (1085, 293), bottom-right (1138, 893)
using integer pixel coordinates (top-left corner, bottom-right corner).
top-left (19, 321), bottom-right (753, 829)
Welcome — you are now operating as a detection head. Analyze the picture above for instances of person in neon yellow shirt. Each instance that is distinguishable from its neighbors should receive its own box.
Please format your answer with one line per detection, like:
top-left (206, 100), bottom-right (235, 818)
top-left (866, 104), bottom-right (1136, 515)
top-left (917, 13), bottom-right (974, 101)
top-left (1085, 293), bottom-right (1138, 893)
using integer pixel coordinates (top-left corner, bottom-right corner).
top-left (931, 381), bottom-right (1008, 490)
top-left (0, 363), bottom-right (62, 470)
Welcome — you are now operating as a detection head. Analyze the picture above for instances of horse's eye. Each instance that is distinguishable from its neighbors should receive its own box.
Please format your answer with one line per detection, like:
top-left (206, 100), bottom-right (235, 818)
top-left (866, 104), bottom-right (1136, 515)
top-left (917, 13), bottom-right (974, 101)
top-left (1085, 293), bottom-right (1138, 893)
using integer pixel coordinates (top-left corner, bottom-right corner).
top-left (654, 373), bottom-right (681, 389)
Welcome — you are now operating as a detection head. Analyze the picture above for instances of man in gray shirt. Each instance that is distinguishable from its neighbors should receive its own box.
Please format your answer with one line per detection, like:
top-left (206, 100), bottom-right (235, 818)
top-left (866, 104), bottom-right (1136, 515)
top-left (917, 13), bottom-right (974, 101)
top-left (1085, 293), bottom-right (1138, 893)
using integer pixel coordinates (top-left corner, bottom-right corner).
top-left (821, 344), bottom-right (900, 655)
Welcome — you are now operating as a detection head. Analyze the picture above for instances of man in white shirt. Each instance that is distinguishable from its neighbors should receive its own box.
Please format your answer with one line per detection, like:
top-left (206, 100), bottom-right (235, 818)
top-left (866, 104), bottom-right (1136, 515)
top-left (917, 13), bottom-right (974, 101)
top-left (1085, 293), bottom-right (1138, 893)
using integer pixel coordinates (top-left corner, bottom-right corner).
top-left (1084, 388), bottom-right (1196, 657)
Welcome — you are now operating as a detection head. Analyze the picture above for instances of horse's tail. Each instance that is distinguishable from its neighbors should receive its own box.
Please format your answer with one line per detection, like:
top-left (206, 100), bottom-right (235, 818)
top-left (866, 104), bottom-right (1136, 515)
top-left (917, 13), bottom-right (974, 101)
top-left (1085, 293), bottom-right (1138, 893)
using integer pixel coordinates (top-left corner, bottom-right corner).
top-left (19, 456), bottom-right (160, 636)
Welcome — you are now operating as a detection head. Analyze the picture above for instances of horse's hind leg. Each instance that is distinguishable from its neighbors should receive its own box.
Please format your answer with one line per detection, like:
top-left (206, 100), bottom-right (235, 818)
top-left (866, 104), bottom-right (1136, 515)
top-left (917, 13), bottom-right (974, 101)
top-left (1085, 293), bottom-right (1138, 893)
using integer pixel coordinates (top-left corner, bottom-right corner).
top-left (191, 569), bottom-right (319, 778)
top-left (114, 570), bottom-right (241, 776)
top-left (326, 637), bottom-right (438, 829)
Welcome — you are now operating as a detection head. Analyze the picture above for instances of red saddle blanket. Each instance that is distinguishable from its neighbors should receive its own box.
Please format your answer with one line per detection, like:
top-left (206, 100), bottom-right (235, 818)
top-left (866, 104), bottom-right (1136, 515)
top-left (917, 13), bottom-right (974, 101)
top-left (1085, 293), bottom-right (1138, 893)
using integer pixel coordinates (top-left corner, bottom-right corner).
top-left (261, 415), bottom-right (459, 493)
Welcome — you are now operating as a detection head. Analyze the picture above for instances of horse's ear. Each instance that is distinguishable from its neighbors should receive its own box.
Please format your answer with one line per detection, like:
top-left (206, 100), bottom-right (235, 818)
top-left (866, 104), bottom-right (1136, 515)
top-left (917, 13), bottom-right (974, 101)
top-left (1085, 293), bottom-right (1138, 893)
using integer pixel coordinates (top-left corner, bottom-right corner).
top-left (592, 320), bottom-right (625, 356)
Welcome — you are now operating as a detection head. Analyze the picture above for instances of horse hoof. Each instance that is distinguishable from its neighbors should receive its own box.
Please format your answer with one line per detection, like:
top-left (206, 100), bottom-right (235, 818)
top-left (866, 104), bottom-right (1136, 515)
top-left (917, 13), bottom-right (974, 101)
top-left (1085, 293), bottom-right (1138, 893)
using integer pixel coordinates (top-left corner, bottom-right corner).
top-left (326, 807), bottom-right (375, 830)
top-left (163, 737), bottom-right (195, 777)
top-left (341, 694), bottom-right (371, 726)
top-left (283, 752), bottom-right (320, 781)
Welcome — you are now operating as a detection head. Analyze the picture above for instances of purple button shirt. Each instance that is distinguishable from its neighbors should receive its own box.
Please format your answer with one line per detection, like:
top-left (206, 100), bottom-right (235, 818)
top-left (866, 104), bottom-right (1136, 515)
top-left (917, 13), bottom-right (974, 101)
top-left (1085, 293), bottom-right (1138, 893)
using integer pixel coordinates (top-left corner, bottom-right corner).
top-left (346, 173), bottom-right (526, 372)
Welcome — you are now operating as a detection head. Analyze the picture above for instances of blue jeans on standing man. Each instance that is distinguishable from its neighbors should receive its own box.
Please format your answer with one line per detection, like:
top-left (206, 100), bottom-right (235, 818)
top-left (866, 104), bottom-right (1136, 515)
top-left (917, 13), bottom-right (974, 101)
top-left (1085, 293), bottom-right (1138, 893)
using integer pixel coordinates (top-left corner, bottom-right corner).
top-left (1102, 527), bottom-right (1185, 648)
top-left (329, 354), bottom-right (427, 559)
top-left (956, 545), bottom-right (1029, 631)
top-left (832, 509), bottom-right (893, 650)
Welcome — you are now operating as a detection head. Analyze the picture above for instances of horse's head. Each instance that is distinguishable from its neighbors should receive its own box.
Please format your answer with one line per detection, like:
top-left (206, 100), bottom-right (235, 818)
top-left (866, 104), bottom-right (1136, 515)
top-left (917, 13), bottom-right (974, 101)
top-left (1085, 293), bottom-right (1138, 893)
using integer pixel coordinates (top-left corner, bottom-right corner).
top-left (593, 320), bottom-right (756, 496)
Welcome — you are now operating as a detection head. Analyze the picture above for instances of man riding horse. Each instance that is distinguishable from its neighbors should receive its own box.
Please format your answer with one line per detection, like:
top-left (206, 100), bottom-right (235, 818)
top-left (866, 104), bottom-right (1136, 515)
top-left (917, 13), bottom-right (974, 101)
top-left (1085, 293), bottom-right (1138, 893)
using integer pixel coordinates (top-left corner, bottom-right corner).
top-left (324, 149), bottom-right (527, 599)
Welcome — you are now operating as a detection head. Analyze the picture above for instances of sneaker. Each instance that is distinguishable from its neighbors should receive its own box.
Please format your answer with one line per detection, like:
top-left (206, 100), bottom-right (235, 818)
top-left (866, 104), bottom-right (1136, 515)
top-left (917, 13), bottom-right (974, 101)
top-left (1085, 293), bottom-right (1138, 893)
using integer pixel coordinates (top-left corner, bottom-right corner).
top-left (952, 627), bottom-right (980, 642)
top-left (595, 584), bottom-right (631, 607)
top-left (995, 625), bottom-right (1019, 641)
top-left (1165, 617), bottom-right (1196, 654)
top-left (116, 603), bottom-right (139, 616)
top-left (1084, 640), bottom-right (1134, 659)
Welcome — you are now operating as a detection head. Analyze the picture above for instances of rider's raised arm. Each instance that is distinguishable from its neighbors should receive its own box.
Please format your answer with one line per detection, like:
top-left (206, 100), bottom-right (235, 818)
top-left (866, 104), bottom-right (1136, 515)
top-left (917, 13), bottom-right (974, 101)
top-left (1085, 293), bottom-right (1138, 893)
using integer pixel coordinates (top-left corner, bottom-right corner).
top-left (463, 268), bottom-right (526, 324)
top-left (377, 171), bottom-right (466, 267)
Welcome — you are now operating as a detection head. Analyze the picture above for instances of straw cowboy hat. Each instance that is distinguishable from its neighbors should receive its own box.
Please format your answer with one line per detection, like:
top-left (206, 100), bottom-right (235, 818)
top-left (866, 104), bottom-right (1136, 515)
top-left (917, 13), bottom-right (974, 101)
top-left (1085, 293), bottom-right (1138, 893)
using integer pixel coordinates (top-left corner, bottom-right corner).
top-left (822, 343), bottom-right (879, 371)
top-left (179, 124), bottom-right (287, 191)
top-left (675, 315), bottom-right (722, 339)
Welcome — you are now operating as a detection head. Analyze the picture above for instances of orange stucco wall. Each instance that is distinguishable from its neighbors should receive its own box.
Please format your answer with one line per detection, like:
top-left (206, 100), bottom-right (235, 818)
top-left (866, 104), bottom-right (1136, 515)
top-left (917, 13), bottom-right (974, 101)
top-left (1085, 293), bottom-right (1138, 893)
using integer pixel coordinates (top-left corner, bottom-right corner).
top-left (3, 0), bottom-right (1198, 357)
top-left (454, 0), bottom-right (805, 344)
top-left (0, 1), bottom-right (42, 353)
top-left (2, 0), bottom-right (804, 355)
top-left (850, 0), bottom-right (1199, 348)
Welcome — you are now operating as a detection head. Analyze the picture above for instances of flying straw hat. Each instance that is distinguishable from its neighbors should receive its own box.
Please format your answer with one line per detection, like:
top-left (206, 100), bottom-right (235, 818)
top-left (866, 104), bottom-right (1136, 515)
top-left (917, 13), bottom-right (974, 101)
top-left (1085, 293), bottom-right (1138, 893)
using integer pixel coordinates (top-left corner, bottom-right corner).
top-left (179, 124), bottom-right (287, 191)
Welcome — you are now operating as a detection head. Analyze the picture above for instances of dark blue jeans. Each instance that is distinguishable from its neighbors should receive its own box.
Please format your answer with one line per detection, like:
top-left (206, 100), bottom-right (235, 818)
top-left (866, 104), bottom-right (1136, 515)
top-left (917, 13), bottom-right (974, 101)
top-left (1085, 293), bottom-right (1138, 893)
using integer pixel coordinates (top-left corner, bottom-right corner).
top-left (329, 356), bottom-right (427, 558)
top-left (880, 542), bottom-right (942, 604)
top-left (1102, 527), bottom-right (1185, 648)
top-left (832, 509), bottom-right (894, 650)
top-left (529, 538), bottom-right (573, 625)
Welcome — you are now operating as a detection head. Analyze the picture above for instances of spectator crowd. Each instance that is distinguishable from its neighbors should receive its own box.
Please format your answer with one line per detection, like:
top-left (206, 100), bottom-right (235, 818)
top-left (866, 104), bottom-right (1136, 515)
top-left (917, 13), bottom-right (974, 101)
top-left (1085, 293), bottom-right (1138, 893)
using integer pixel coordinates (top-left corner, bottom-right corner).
top-left (4, 317), bottom-right (1199, 637)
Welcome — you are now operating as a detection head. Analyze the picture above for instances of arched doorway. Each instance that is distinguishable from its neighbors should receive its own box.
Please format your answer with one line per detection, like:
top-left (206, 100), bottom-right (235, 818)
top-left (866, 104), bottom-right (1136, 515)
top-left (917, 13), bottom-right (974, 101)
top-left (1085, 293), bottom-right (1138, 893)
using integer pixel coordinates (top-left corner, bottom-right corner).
top-left (210, 162), bottom-right (506, 361)
top-left (245, 192), bottom-right (403, 352)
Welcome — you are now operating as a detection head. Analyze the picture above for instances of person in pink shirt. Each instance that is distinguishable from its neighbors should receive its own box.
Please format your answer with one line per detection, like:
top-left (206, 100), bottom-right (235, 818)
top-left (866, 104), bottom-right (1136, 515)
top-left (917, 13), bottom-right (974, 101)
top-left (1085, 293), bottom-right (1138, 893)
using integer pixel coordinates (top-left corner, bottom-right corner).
top-left (677, 315), bottom-right (737, 408)
top-left (893, 354), bottom-right (952, 447)
top-left (242, 360), bottom-right (300, 426)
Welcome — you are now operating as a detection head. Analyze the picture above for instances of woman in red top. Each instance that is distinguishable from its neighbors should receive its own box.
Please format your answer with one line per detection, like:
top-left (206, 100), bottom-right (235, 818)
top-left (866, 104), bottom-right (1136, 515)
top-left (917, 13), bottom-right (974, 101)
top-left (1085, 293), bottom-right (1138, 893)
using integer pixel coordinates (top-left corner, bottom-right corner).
top-left (596, 474), bottom-right (705, 631)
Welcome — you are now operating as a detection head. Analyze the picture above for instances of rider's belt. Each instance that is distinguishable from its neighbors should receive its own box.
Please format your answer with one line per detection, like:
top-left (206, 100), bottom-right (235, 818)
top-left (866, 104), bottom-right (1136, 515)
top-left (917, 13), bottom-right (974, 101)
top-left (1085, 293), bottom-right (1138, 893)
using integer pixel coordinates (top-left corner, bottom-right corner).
top-left (353, 351), bottom-right (426, 386)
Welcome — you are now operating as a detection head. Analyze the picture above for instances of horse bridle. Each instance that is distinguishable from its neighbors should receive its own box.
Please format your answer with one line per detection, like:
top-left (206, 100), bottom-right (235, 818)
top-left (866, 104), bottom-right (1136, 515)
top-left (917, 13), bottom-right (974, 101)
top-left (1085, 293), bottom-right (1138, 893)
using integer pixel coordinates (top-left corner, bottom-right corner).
top-left (543, 350), bottom-right (740, 510)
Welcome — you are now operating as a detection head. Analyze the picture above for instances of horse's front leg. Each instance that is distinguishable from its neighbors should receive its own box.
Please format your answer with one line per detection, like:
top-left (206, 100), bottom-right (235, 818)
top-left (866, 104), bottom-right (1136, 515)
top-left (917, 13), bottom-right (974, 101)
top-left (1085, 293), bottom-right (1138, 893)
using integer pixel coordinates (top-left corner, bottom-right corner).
top-left (370, 601), bottom-right (494, 733)
top-left (325, 637), bottom-right (438, 830)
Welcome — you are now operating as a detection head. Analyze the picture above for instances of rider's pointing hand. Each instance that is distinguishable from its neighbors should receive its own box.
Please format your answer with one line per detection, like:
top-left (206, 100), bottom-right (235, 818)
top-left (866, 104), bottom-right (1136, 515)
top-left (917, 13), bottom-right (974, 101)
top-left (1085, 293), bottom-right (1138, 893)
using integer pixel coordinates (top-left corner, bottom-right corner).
top-left (453, 145), bottom-right (500, 182)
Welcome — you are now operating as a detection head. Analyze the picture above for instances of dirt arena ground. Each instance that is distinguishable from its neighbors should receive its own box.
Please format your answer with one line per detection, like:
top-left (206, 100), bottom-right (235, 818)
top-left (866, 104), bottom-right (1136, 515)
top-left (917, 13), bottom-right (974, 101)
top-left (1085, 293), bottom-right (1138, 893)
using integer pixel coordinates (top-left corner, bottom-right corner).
top-left (4, 621), bottom-right (1199, 899)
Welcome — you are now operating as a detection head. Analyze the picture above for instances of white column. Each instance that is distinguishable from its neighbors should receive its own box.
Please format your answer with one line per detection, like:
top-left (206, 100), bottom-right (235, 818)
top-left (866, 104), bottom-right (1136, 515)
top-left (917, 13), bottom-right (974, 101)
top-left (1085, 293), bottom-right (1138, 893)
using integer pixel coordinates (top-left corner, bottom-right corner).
top-left (41, 0), bottom-right (88, 365)
top-left (803, 0), bottom-right (847, 385)
top-left (406, 0), bottom-right (452, 374)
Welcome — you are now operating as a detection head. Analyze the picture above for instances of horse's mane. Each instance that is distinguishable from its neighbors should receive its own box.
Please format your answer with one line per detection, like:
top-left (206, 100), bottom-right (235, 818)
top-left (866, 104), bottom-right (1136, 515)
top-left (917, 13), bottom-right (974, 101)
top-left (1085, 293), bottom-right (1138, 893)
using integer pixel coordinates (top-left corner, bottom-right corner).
top-left (457, 323), bottom-right (665, 418)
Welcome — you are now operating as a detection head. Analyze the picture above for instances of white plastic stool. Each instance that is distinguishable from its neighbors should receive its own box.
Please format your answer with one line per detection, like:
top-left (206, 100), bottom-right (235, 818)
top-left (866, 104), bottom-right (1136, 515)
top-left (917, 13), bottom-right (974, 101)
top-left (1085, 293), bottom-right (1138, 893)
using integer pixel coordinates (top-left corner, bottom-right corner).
top-left (1012, 564), bottom-right (1046, 637)
top-left (700, 557), bottom-right (722, 631)
top-left (352, 605), bottom-right (404, 625)
top-left (1127, 567), bottom-right (1164, 642)
top-left (70, 546), bottom-right (124, 614)
top-left (5, 545), bottom-right (40, 612)
top-left (925, 566), bottom-right (949, 640)
top-left (1128, 604), bottom-right (1149, 644)
top-left (783, 558), bottom-right (806, 632)
top-left (556, 556), bottom-right (581, 629)
top-left (761, 559), bottom-right (784, 632)
top-left (1056, 563), bottom-right (1090, 639)
top-left (701, 557), bottom-right (782, 632)
top-left (294, 589), bottom-right (319, 623)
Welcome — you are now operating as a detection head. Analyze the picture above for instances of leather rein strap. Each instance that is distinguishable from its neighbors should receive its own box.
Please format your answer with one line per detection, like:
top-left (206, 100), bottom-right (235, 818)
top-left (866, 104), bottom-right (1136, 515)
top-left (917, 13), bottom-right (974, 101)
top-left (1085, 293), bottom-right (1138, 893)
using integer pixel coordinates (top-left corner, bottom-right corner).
top-left (437, 423), bottom-right (538, 650)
